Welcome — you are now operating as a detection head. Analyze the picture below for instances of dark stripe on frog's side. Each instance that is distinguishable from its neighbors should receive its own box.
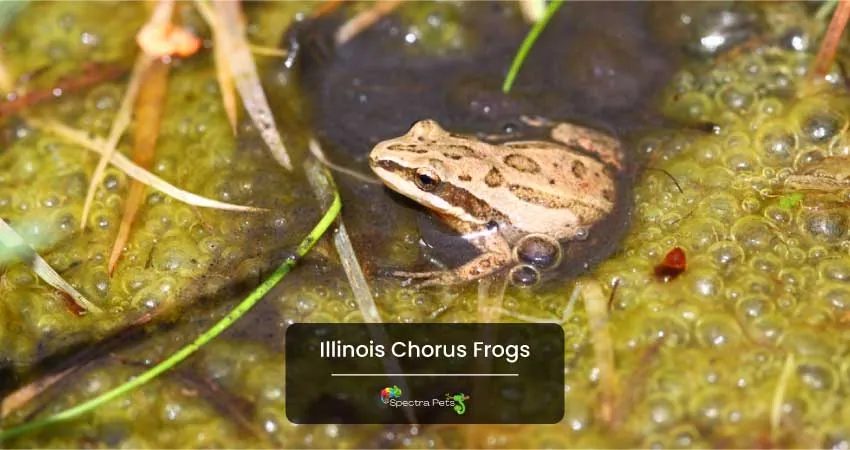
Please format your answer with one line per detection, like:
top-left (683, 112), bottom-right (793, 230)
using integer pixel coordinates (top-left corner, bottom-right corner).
top-left (508, 184), bottom-right (605, 222)
top-left (372, 159), bottom-right (509, 225)
top-left (435, 182), bottom-right (509, 224)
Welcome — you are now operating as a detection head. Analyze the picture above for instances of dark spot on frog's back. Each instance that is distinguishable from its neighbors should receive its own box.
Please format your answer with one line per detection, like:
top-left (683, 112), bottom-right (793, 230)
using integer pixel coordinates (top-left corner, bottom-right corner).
top-left (508, 184), bottom-right (603, 218)
top-left (571, 160), bottom-right (587, 178)
top-left (504, 154), bottom-right (541, 173)
top-left (485, 167), bottom-right (503, 187)
top-left (458, 174), bottom-right (472, 182)
top-left (387, 144), bottom-right (428, 154)
top-left (446, 144), bottom-right (477, 156)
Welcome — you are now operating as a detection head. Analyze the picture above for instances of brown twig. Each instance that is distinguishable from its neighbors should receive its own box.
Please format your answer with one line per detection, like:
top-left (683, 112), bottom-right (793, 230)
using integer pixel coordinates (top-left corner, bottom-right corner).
top-left (1, 313), bottom-right (154, 420)
top-left (810, 0), bottom-right (850, 81)
top-left (0, 63), bottom-right (127, 119)
top-left (335, 1), bottom-right (401, 45)
top-left (1, 367), bottom-right (78, 419)
top-left (311, 0), bottom-right (344, 18)
top-left (108, 59), bottom-right (170, 276)
top-left (581, 279), bottom-right (618, 425)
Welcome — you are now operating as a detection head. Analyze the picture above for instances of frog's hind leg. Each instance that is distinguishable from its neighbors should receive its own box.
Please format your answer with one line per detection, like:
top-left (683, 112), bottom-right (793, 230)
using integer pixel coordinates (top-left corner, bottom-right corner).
top-left (549, 122), bottom-right (624, 171)
top-left (391, 236), bottom-right (512, 287)
top-left (391, 251), bottom-right (510, 287)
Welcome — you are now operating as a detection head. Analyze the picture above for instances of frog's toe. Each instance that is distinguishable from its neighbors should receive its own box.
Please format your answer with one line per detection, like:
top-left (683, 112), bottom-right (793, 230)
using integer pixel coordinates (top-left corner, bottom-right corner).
top-left (390, 270), bottom-right (446, 287)
top-left (391, 270), bottom-right (439, 279)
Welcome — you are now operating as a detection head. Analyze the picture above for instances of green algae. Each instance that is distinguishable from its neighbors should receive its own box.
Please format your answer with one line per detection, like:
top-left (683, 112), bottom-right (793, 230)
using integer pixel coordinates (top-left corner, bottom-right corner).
top-left (0, 174), bottom-right (340, 443)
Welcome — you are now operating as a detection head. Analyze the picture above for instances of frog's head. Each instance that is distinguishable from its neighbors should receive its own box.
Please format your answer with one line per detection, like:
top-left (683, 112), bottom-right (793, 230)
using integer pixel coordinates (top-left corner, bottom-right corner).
top-left (369, 120), bottom-right (485, 225)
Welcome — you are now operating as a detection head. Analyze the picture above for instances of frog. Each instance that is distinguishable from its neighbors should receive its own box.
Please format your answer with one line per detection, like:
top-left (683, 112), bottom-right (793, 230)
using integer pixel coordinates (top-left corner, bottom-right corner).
top-left (368, 117), bottom-right (628, 287)
top-left (784, 156), bottom-right (850, 192)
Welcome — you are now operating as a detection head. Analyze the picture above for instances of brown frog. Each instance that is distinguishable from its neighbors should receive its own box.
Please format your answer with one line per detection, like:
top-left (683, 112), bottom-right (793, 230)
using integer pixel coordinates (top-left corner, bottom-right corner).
top-left (784, 156), bottom-right (850, 192)
top-left (368, 118), bottom-right (627, 287)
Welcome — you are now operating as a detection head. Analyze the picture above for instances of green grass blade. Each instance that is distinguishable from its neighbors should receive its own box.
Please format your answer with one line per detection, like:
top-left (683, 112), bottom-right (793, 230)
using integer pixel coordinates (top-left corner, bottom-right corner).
top-left (0, 1), bottom-right (28, 33)
top-left (0, 187), bottom-right (342, 443)
top-left (816, 0), bottom-right (839, 21)
top-left (502, 0), bottom-right (564, 94)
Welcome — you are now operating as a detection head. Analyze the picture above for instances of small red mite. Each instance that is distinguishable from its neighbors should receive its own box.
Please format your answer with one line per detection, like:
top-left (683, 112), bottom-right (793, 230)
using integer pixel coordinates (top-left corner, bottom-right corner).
top-left (654, 247), bottom-right (687, 282)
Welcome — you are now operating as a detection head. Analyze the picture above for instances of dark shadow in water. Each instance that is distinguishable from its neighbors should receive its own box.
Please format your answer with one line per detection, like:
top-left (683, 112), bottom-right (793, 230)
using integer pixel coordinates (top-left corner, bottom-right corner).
top-left (284, 1), bottom-right (687, 287)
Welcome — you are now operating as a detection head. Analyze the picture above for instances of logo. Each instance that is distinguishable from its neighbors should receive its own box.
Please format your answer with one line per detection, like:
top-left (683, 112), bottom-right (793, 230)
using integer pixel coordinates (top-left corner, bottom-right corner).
top-left (380, 385), bottom-right (403, 404)
top-left (446, 393), bottom-right (469, 415)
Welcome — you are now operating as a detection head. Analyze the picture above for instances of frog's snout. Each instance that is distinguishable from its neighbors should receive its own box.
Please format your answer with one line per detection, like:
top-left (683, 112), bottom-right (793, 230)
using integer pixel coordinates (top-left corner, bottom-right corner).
top-left (369, 157), bottom-right (404, 179)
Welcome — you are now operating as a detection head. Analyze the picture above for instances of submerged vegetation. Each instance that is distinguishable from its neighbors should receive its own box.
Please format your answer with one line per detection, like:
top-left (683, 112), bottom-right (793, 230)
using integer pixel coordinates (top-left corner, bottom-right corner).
top-left (1, 1), bottom-right (850, 448)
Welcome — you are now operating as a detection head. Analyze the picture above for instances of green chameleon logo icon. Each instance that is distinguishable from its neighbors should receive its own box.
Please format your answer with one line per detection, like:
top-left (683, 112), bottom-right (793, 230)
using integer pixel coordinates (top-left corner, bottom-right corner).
top-left (446, 393), bottom-right (470, 415)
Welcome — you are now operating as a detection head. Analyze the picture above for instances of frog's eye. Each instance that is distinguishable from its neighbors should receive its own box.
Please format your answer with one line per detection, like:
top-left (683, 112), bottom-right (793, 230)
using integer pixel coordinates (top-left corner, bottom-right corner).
top-left (414, 167), bottom-right (440, 192)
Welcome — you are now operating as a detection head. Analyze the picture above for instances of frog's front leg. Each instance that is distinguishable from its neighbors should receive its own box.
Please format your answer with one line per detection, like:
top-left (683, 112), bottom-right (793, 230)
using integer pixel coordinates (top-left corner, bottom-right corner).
top-left (392, 233), bottom-right (512, 287)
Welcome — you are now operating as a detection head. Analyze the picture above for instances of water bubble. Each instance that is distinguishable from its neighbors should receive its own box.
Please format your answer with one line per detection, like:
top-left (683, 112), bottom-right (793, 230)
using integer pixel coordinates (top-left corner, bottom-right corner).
top-left (757, 97), bottom-right (784, 116)
top-left (707, 241), bottom-right (745, 273)
top-left (749, 252), bottom-right (781, 276)
top-left (756, 123), bottom-right (798, 163)
top-left (643, 316), bottom-right (691, 347)
top-left (735, 295), bottom-right (774, 321)
top-left (800, 210), bottom-right (848, 243)
top-left (717, 83), bottom-right (756, 113)
top-left (747, 313), bottom-right (788, 345)
top-left (695, 313), bottom-right (743, 348)
top-left (698, 192), bottom-right (742, 222)
top-left (644, 393), bottom-right (683, 430)
top-left (802, 112), bottom-right (842, 144)
top-left (683, 218), bottom-right (726, 251)
top-left (793, 148), bottom-right (826, 170)
top-left (808, 245), bottom-right (830, 263)
top-left (763, 205), bottom-right (792, 227)
top-left (794, 302), bottom-right (835, 327)
top-left (688, 387), bottom-right (731, 427)
top-left (818, 283), bottom-right (850, 313)
top-left (779, 327), bottom-right (835, 357)
top-left (819, 259), bottom-right (850, 282)
top-left (562, 395), bottom-right (593, 432)
top-left (732, 216), bottom-right (775, 252)
top-left (685, 268), bottom-right (724, 299)
top-left (515, 234), bottom-right (562, 270)
top-left (820, 427), bottom-right (850, 450)
top-left (509, 264), bottom-right (539, 287)
top-left (724, 152), bottom-right (759, 172)
top-left (796, 357), bottom-right (839, 393)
